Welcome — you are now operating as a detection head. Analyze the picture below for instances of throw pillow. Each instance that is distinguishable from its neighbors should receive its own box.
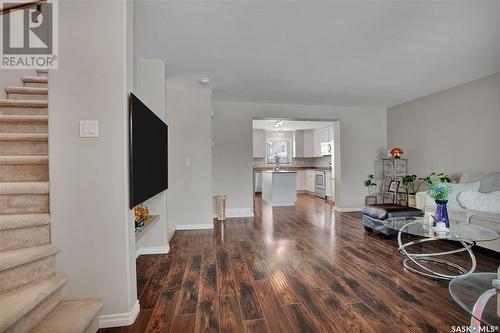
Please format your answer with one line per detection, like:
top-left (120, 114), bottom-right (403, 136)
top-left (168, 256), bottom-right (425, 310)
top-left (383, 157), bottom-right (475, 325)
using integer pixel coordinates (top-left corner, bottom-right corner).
top-left (448, 182), bottom-right (480, 207)
top-left (457, 191), bottom-right (500, 214)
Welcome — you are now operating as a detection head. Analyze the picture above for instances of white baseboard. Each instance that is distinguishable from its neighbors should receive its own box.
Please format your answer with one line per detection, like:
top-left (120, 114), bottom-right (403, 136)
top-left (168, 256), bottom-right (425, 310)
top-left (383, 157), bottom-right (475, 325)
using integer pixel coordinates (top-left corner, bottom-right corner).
top-left (176, 223), bottom-right (214, 230)
top-left (136, 245), bottom-right (170, 258)
top-left (333, 206), bottom-right (363, 212)
top-left (99, 299), bottom-right (140, 328)
top-left (226, 208), bottom-right (254, 218)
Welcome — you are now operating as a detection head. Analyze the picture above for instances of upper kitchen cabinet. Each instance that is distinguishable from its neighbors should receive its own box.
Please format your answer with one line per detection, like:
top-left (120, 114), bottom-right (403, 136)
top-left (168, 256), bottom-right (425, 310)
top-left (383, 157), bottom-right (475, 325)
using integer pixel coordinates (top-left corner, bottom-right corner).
top-left (253, 129), bottom-right (266, 158)
top-left (312, 129), bottom-right (320, 157)
top-left (303, 129), bottom-right (314, 157)
top-left (293, 130), bottom-right (304, 158)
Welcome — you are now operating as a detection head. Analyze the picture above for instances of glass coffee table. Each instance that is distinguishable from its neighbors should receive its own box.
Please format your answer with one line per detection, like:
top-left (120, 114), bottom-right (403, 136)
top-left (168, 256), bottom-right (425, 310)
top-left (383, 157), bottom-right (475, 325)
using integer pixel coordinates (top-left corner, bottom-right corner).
top-left (384, 217), bottom-right (499, 280)
top-left (449, 272), bottom-right (500, 331)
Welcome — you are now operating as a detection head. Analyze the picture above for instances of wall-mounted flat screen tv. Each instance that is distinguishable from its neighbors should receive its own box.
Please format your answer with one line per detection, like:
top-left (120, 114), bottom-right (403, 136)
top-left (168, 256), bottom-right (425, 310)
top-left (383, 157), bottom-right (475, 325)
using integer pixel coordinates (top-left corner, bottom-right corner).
top-left (129, 93), bottom-right (168, 208)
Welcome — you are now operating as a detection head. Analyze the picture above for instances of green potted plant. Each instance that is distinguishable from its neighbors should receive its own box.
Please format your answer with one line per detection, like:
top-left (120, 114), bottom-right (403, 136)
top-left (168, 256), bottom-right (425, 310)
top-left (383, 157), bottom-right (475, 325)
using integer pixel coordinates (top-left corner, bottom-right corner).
top-left (425, 172), bottom-right (452, 227)
top-left (364, 175), bottom-right (378, 205)
top-left (401, 175), bottom-right (425, 207)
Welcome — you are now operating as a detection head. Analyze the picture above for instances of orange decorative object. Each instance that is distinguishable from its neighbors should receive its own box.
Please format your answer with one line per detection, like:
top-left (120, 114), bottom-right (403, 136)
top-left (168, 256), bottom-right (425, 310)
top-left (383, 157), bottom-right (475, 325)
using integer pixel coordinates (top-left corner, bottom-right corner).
top-left (390, 147), bottom-right (404, 158)
top-left (134, 204), bottom-right (150, 222)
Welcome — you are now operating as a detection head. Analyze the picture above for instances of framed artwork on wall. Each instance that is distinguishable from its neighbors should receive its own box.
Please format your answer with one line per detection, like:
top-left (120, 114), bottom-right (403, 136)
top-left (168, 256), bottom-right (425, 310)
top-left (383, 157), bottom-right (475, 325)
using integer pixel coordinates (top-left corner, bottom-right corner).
top-left (388, 180), bottom-right (400, 193)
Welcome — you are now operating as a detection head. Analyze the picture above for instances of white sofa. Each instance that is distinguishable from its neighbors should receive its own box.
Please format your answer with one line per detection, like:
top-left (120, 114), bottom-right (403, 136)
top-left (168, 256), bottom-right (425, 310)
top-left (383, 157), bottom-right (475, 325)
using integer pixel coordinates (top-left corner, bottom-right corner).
top-left (416, 171), bottom-right (500, 252)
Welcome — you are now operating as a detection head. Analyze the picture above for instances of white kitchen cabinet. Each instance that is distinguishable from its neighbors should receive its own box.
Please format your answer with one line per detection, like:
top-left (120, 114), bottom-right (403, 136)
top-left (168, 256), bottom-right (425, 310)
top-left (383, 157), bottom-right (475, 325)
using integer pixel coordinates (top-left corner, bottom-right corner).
top-left (296, 170), bottom-right (307, 191)
top-left (253, 129), bottom-right (266, 158)
top-left (318, 128), bottom-right (324, 144)
top-left (312, 129), bottom-right (320, 157)
top-left (306, 170), bottom-right (315, 192)
top-left (293, 130), bottom-right (304, 158)
top-left (327, 126), bottom-right (334, 142)
top-left (303, 130), bottom-right (314, 158)
top-left (325, 171), bottom-right (332, 197)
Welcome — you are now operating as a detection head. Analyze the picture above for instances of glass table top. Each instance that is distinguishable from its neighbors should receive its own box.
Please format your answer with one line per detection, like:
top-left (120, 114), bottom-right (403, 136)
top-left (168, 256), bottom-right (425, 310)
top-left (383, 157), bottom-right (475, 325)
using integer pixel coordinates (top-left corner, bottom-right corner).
top-left (449, 272), bottom-right (500, 327)
top-left (383, 217), bottom-right (500, 242)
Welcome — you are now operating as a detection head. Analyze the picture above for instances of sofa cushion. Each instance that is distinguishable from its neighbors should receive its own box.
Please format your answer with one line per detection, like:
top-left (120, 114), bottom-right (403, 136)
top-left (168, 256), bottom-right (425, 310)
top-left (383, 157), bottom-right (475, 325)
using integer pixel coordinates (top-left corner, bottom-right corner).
top-left (448, 182), bottom-right (481, 207)
top-left (362, 204), bottom-right (423, 220)
top-left (457, 191), bottom-right (500, 214)
top-left (469, 212), bottom-right (500, 233)
top-left (460, 172), bottom-right (500, 193)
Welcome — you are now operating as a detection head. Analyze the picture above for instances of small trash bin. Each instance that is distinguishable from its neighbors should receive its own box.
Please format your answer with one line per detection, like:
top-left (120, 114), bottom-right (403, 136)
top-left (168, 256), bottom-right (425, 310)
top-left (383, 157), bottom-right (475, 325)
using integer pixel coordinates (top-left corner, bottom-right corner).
top-left (215, 195), bottom-right (227, 221)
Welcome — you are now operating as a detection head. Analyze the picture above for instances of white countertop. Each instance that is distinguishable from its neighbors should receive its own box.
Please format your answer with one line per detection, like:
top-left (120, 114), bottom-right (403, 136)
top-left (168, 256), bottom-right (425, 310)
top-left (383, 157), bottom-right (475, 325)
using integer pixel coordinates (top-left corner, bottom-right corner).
top-left (262, 170), bottom-right (297, 174)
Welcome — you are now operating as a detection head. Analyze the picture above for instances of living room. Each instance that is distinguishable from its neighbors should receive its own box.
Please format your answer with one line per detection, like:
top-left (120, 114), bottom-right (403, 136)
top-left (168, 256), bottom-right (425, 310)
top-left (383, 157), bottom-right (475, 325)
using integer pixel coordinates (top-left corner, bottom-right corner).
top-left (0, 1), bottom-right (499, 333)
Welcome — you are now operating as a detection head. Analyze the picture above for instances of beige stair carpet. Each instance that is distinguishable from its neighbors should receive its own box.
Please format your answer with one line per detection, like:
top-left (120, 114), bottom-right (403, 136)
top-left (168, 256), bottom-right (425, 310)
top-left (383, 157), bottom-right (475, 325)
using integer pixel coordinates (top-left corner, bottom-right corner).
top-left (0, 70), bottom-right (103, 333)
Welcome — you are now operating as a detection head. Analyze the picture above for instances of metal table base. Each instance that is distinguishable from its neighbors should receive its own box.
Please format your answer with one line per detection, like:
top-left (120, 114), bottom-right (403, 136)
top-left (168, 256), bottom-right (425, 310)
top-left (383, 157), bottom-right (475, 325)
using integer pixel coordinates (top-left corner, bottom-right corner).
top-left (397, 222), bottom-right (477, 280)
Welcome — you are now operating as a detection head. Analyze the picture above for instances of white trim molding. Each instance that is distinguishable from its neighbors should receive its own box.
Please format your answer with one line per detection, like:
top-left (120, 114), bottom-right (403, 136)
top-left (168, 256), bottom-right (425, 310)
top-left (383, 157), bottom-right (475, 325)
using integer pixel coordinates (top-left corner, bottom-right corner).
top-left (333, 206), bottom-right (364, 212)
top-left (136, 245), bottom-right (170, 258)
top-left (99, 299), bottom-right (140, 328)
top-left (225, 208), bottom-right (254, 218)
top-left (176, 223), bottom-right (214, 230)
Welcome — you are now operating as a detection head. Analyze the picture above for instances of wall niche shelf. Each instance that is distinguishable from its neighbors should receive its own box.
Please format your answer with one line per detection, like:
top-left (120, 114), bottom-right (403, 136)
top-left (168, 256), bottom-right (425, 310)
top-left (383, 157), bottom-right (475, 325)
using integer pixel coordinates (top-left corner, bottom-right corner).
top-left (135, 215), bottom-right (160, 241)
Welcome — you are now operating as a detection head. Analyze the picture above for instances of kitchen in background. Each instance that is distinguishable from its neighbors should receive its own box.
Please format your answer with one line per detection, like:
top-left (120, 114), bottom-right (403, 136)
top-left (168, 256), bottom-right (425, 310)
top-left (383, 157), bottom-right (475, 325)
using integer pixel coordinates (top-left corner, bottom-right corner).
top-left (253, 119), bottom-right (337, 203)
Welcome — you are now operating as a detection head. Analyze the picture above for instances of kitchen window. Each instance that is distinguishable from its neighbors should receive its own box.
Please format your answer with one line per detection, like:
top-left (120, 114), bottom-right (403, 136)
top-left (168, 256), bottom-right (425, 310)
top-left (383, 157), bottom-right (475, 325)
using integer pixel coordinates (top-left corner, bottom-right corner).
top-left (266, 139), bottom-right (291, 165)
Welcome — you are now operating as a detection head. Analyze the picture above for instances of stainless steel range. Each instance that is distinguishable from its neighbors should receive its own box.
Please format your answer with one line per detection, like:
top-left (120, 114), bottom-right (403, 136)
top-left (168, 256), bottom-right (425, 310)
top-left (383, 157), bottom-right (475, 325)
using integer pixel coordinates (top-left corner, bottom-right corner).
top-left (314, 171), bottom-right (326, 198)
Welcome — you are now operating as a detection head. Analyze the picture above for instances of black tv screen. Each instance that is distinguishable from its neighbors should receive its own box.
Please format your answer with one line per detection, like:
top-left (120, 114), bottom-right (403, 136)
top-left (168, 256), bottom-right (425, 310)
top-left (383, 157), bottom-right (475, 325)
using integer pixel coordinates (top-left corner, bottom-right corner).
top-left (129, 93), bottom-right (168, 208)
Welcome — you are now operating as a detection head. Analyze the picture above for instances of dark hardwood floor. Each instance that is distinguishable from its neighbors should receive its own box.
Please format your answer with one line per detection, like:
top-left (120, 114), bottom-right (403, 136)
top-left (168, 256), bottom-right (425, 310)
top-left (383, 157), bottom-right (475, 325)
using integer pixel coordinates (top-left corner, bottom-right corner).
top-left (98, 193), bottom-right (499, 333)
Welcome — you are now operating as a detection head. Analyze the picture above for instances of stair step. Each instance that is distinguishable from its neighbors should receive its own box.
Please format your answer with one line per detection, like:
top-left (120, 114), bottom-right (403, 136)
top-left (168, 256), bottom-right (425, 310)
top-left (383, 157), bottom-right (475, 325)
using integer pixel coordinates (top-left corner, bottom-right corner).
top-left (31, 299), bottom-right (104, 333)
top-left (0, 134), bottom-right (48, 156)
top-left (0, 245), bottom-right (59, 293)
top-left (0, 115), bottom-right (48, 133)
top-left (6, 87), bottom-right (48, 95)
top-left (0, 216), bottom-right (50, 252)
top-left (0, 182), bottom-right (49, 215)
top-left (22, 76), bottom-right (48, 88)
top-left (0, 156), bottom-right (49, 182)
top-left (0, 273), bottom-right (68, 332)
top-left (0, 99), bottom-right (48, 115)
top-left (0, 245), bottom-right (58, 272)
top-left (36, 69), bottom-right (48, 74)
top-left (0, 155), bottom-right (48, 165)
top-left (0, 182), bottom-right (49, 194)
top-left (6, 87), bottom-right (48, 101)
top-left (0, 133), bottom-right (48, 141)
top-left (0, 115), bottom-right (48, 123)
top-left (21, 76), bottom-right (48, 84)
top-left (0, 99), bottom-right (48, 108)
top-left (0, 214), bottom-right (50, 231)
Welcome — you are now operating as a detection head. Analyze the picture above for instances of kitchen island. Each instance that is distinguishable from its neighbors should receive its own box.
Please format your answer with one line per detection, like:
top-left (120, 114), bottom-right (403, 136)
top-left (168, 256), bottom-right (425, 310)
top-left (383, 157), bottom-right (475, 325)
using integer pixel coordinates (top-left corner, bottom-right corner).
top-left (262, 170), bottom-right (297, 206)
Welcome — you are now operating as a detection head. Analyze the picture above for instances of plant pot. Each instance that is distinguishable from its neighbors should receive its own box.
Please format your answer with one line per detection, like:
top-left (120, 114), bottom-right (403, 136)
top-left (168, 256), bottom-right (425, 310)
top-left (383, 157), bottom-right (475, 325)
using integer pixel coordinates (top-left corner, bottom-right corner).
top-left (434, 200), bottom-right (449, 227)
top-left (408, 194), bottom-right (416, 207)
top-left (365, 195), bottom-right (377, 205)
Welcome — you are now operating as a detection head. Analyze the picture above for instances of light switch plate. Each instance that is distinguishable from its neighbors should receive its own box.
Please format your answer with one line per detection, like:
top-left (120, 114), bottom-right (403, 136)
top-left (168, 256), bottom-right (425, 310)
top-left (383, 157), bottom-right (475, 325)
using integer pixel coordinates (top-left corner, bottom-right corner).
top-left (80, 120), bottom-right (99, 138)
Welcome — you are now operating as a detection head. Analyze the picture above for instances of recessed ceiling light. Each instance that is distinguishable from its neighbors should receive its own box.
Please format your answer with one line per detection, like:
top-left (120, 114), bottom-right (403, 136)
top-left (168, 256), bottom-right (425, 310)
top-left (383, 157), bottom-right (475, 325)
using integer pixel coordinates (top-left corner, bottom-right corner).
top-left (199, 77), bottom-right (210, 85)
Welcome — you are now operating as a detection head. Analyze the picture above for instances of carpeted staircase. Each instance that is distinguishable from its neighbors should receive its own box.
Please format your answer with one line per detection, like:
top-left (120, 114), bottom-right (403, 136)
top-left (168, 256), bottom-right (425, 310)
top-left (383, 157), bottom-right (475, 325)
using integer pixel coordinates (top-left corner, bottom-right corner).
top-left (0, 70), bottom-right (103, 333)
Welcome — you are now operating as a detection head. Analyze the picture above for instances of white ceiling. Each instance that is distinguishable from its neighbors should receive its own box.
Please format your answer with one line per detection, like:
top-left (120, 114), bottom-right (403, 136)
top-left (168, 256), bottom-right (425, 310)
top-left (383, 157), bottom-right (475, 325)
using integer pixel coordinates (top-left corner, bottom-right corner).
top-left (134, 1), bottom-right (500, 107)
top-left (253, 119), bottom-right (335, 131)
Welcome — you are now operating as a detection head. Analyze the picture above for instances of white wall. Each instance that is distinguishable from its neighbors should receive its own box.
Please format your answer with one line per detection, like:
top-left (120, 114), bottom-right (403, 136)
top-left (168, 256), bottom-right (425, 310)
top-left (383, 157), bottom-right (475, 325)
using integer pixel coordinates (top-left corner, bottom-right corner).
top-left (165, 84), bottom-right (213, 230)
top-left (387, 73), bottom-right (500, 177)
top-left (49, 0), bottom-right (137, 328)
top-left (0, 69), bottom-right (33, 98)
top-left (212, 102), bottom-right (387, 212)
top-left (133, 58), bottom-right (169, 255)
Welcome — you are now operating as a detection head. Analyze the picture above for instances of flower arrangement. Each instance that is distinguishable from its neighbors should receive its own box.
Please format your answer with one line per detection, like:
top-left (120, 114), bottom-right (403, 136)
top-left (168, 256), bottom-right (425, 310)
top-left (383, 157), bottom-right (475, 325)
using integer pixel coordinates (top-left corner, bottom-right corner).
top-left (390, 147), bottom-right (404, 158)
top-left (134, 204), bottom-right (150, 223)
top-left (364, 174), bottom-right (377, 196)
top-left (425, 173), bottom-right (452, 201)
